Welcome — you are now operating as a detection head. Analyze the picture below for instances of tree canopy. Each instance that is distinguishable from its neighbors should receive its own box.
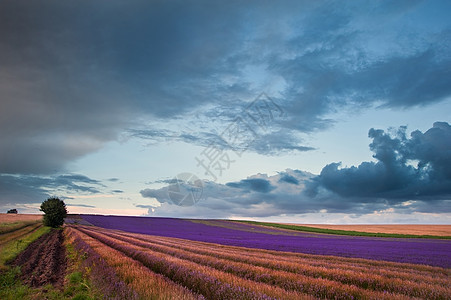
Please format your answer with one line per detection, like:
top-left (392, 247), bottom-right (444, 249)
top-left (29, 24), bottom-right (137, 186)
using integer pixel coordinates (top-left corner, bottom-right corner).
top-left (40, 197), bottom-right (67, 227)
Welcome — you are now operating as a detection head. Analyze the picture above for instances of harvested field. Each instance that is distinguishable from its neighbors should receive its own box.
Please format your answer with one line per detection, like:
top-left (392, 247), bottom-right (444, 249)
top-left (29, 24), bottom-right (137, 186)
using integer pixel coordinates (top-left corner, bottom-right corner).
top-left (11, 229), bottom-right (66, 288)
top-left (295, 224), bottom-right (451, 236)
top-left (0, 213), bottom-right (42, 224)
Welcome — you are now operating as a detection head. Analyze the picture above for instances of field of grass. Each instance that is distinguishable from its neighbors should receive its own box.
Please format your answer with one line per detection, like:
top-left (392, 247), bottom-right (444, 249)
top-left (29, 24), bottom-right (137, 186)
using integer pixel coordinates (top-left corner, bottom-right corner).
top-left (295, 224), bottom-right (451, 236)
top-left (0, 214), bottom-right (42, 235)
top-left (66, 224), bottom-right (450, 299)
top-left (0, 215), bottom-right (47, 269)
top-left (237, 220), bottom-right (451, 239)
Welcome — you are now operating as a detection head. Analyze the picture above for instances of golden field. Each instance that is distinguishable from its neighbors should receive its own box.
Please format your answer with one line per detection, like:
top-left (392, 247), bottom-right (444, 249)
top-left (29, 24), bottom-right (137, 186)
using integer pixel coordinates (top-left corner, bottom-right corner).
top-left (0, 213), bottom-right (42, 224)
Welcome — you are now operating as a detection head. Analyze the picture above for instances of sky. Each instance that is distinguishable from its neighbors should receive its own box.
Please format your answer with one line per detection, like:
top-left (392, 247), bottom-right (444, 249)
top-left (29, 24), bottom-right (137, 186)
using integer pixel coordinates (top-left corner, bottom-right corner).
top-left (1, 0), bottom-right (450, 224)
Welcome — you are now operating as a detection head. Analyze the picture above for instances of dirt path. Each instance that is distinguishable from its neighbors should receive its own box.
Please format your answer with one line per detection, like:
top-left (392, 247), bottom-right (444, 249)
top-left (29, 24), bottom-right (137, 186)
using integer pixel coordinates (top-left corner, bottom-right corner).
top-left (12, 229), bottom-right (66, 288)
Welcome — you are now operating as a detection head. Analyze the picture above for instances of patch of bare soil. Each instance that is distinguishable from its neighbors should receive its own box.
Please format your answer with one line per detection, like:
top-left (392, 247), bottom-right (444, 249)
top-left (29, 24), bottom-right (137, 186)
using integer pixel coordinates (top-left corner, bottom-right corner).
top-left (12, 229), bottom-right (66, 288)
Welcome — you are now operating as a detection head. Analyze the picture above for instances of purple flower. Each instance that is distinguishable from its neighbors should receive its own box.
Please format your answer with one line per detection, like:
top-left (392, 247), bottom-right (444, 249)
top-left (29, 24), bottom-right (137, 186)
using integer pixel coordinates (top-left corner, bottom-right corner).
top-left (81, 215), bottom-right (451, 268)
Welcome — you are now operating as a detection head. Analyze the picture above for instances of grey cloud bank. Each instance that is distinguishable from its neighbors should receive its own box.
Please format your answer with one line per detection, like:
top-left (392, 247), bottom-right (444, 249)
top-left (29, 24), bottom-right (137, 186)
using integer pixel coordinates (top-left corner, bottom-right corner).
top-left (0, 173), bottom-right (104, 207)
top-left (141, 123), bottom-right (451, 218)
top-left (1, 1), bottom-right (450, 218)
top-left (308, 122), bottom-right (451, 202)
top-left (1, 1), bottom-right (450, 175)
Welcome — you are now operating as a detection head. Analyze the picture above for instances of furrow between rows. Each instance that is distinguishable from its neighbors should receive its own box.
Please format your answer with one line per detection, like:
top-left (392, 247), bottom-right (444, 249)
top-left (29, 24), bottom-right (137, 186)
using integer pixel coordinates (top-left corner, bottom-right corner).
top-left (68, 227), bottom-right (202, 300)
top-left (114, 229), bottom-right (450, 287)
top-left (77, 226), bottom-right (315, 300)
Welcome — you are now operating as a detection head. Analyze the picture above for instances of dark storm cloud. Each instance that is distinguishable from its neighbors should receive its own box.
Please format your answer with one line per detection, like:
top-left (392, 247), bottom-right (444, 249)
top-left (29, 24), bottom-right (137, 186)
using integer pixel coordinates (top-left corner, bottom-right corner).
top-left (226, 178), bottom-right (275, 193)
top-left (0, 173), bottom-right (105, 205)
top-left (140, 188), bottom-right (169, 204)
top-left (306, 122), bottom-right (451, 201)
top-left (0, 175), bottom-right (50, 206)
top-left (272, 28), bottom-right (451, 135)
top-left (0, 1), bottom-right (250, 174)
top-left (141, 170), bottom-right (313, 217)
top-left (56, 174), bottom-right (102, 186)
top-left (2, 1), bottom-right (450, 176)
top-left (141, 123), bottom-right (451, 217)
top-left (278, 173), bottom-right (299, 185)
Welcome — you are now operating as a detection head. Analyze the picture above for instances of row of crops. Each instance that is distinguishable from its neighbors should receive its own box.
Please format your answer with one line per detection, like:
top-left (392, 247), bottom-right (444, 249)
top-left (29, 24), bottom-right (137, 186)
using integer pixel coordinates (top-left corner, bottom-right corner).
top-left (67, 225), bottom-right (450, 300)
top-left (80, 215), bottom-right (451, 268)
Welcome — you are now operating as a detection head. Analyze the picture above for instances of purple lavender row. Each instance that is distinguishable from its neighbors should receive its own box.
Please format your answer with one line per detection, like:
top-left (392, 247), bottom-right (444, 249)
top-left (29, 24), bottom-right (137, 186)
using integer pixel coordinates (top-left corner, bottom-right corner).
top-left (104, 230), bottom-right (449, 299)
top-left (77, 227), bottom-right (275, 300)
top-left (100, 230), bottom-right (409, 299)
top-left (67, 228), bottom-right (139, 300)
top-left (81, 215), bottom-right (451, 268)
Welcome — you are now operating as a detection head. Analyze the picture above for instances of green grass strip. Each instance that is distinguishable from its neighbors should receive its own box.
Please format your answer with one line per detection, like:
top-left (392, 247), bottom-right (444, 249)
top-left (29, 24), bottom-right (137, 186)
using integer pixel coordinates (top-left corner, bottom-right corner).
top-left (235, 220), bottom-right (451, 239)
top-left (0, 226), bottom-right (51, 267)
top-left (1, 227), bottom-right (102, 300)
top-left (0, 221), bottom-right (41, 235)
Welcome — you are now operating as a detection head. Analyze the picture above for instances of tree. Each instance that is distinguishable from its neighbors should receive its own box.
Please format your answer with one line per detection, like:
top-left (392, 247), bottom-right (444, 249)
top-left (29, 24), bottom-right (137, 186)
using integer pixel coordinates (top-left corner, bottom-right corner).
top-left (40, 197), bottom-right (67, 227)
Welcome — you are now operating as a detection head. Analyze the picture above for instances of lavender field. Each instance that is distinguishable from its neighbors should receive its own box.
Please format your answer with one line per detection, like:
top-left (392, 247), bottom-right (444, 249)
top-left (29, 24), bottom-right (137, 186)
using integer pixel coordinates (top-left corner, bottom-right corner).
top-left (64, 217), bottom-right (451, 300)
top-left (80, 215), bottom-right (451, 268)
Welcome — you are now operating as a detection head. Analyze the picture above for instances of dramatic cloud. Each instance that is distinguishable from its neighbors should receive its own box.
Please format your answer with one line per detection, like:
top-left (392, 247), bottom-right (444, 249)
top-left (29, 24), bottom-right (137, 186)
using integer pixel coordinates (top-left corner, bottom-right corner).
top-left (2, 1), bottom-right (450, 176)
top-left (140, 123), bottom-right (451, 218)
top-left (307, 122), bottom-right (451, 201)
top-left (2, 2), bottom-right (450, 220)
top-left (226, 178), bottom-right (275, 193)
top-left (0, 173), bottom-right (105, 207)
top-left (279, 173), bottom-right (300, 185)
top-left (140, 170), bottom-right (314, 218)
